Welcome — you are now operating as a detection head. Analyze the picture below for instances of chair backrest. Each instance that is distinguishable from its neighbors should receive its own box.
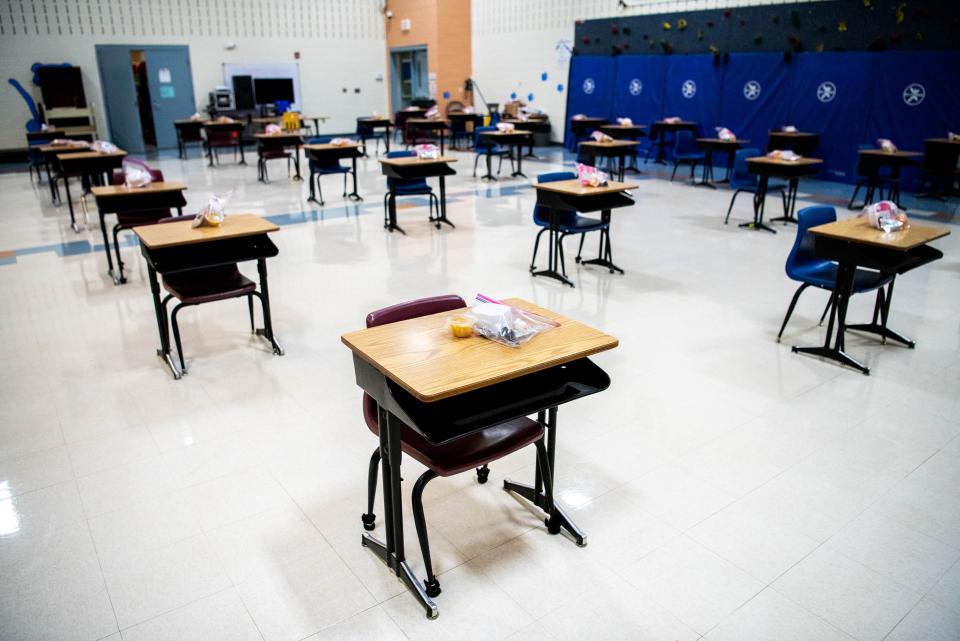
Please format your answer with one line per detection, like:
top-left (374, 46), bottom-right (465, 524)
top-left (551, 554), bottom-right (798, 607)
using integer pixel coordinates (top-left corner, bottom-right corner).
top-left (474, 125), bottom-right (497, 150)
top-left (729, 148), bottom-right (760, 188)
top-left (533, 171), bottom-right (578, 225)
top-left (366, 294), bottom-right (466, 328)
top-left (785, 205), bottom-right (837, 280)
top-left (384, 150), bottom-right (423, 188)
top-left (673, 130), bottom-right (696, 155)
top-left (111, 163), bottom-right (164, 185)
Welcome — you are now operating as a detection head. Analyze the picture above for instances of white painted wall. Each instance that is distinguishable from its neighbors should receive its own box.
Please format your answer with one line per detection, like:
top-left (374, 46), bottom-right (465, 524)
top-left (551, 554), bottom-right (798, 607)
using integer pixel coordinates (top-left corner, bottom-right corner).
top-left (471, 0), bottom-right (822, 142)
top-left (0, 0), bottom-right (388, 151)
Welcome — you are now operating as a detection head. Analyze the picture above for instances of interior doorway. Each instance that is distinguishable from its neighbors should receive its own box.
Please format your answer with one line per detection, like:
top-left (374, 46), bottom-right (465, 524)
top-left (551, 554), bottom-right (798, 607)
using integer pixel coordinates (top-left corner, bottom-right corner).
top-left (390, 46), bottom-right (429, 113)
top-left (131, 50), bottom-right (157, 149)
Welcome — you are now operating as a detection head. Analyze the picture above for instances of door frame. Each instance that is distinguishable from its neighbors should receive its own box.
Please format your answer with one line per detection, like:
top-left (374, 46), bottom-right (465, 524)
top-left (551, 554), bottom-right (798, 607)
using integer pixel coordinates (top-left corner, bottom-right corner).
top-left (389, 45), bottom-right (428, 114)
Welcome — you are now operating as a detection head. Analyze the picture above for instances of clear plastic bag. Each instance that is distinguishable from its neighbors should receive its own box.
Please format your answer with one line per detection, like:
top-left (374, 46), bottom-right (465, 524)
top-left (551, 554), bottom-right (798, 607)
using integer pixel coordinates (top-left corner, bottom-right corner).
top-left (576, 162), bottom-right (609, 187)
top-left (123, 163), bottom-right (153, 188)
top-left (265, 123), bottom-right (282, 135)
top-left (460, 294), bottom-right (558, 347)
top-left (715, 126), bottom-right (736, 141)
top-left (616, 117), bottom-right (633, 126)
top-left (781, 125), bottom-right (798, 132)
top-left (415, 144), bottom-right (440, 159)
top-left (329, 137), bottom-right (357, 146)
top-left (862, 200), bottom-right (909, 233)
top-left (91, 140), bottom-right (118, 153)
top-left (766, 149), bottom-right (802, 161)
top-left (425, 105), bottom-right (439, 118)
top-left (192, 192), bottom-right (231, 228)
top-left (591, 130), bottom-right (613, 142)
top-left (877, 138), bottom-right (898, 152)
top-left (496, 121), bottom-right (515, 132)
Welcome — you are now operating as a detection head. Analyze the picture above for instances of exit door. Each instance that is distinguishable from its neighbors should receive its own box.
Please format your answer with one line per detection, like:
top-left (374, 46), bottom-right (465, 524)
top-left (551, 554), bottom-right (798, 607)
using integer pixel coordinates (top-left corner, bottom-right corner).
top-left (390, 47), bottom-right (428, 113)
top-left (96, 45), bottom-right (196, 153)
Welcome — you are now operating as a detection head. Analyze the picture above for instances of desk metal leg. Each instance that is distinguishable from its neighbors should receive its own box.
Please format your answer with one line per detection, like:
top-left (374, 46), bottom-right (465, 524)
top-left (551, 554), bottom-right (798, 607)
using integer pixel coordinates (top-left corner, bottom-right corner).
top-left (771, 178), bottom-right (800, 225)
top-left (434, 176), bottom-right (454, 229)
top-left (206, 142), bottom-right (215, 167)
top-left (147, 265), bottom-right (182, 380)
top-left (98, 213), bottom-right (125, 285)
top-left (481, 149), bottom-right (496, 181)
top-left (845, 278), bottom-right (915, 348)
top-left (694, 150), bottom-right (717, 188)
top-left (792, 262), bottom-right (870, 375)
top-left (739, 176), bottom-right (776, 233)
top-left (348, 157), bottom-right (363, 201)
top-left (503, 407), bottom-right (587, 546)
top-left (292, 144), bottom-right (302, 180)
top-left (63, 175), bottom-right (82, 233)
top-left (307, 171), bottom-right (321, 204)
top-left (653, 132), bottom-right (668, 165)
top-left (386, 191), bottom-right (405, 234)
top-left (255, 258), bottom-right (284, 355)
top-left (531, 211), bottom-right (574, 287)
top-left (580, 209), bottom-right (623, 274)
top-left (238, 141), bottom-right (247, 165)
top-left (361, 407), bottom-right (439, 619)
top-left (511, 145), bottom-right (526, 178)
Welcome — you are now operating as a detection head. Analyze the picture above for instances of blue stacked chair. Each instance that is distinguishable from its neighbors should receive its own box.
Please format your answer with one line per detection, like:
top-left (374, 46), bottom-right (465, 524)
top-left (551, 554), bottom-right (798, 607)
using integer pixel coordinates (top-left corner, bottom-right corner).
top-left (472, 126), bottom-right (514, 179)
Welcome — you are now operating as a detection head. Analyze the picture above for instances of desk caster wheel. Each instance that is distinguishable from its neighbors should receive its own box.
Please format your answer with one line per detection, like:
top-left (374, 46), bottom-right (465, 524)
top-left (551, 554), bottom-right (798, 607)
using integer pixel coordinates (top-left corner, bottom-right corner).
top-left (361, 513), bottom-right (376, 531)
top-left (424, 578), bottom-right (442, 598)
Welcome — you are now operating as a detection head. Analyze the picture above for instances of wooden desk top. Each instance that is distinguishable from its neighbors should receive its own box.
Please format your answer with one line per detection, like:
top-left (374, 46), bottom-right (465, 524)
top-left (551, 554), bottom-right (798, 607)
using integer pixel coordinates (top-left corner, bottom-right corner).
top-left (746, 156), bottom-right (823, 168)
top-left (30, 126), bottom-right (96, 135)
top-left (579, 140), bottom-right (640, 148)
top-left (91, 182), bottom-right (187, 197)
top-left (926, 138), bottom-right (960, 145)
top-left (174, 119), bottom-right (205, 125)
top-left (769, 131), bottom-right (817, 137)
top-left (480, 129), bottom-right (533, 137)
top-left (133, 213), bottom-right (278, 249)
top-left (341, 298), bottom-right (619, 402)
top-left (202, 120), bottom-right (243, 127)
top-left (810, 216), bottom-right (950, 251)
top-left (571, 116), bottom-right (607, 122)
top-left (533, 178), bottom-right (638, 196)
top-left (302, 115), bottom-right (329, 119)
top-left (379, 155), bottom-right (458, 166)
top-left (254, 131), bottom-right (307, 139)
top-left (656, 120), bottom-right (696, 126)
top-left (251, 117), bottom-right (281, 123)
top-left (37, 143), bottom-right (91, 153)
top-left (303, 142), bottom-right (362, 151)
top-left (358, 117), bottom-right (392, 123)
top-left (697, 137), bottom-right (750, 145)
top-left (601, 124), bottom-right (647, 130)
top-left (406, 118), bottom-right (449, 125)
top-left (858, 149), bottom-right (922, 158)
top-left (56, 150), bottom-right (127, 161)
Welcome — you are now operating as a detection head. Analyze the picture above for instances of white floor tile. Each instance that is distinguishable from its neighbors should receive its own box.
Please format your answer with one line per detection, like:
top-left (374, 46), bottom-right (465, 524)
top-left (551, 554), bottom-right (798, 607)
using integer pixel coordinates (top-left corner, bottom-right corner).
top-left (704, 588), bottom-right (855, 641)
top-left (119, 588), bottom-right (262, 641)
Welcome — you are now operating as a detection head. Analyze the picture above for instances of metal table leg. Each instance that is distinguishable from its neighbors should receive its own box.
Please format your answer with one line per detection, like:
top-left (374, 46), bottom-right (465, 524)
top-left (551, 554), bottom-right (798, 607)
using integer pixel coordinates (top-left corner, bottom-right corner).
top-left (771, 178), bottom-right (800, 225)
top-left (739, 175), bottom-right (777, 233)
top-left (531, 210), bottom-right (574, 287)
top-left (255, 258), bottom-right (284, 355)
top-left (146, 265), bottom-right (182, 380)
top-left (348, 157), bottom-right (363, 201)
top-left (434, 175), bottom-right (454, 229)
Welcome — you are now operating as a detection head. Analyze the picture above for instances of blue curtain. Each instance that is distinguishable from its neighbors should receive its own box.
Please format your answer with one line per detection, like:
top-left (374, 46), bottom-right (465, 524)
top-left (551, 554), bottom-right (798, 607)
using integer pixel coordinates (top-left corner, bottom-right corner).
top-left (718, 53), bottom-right (791, 167)
top-left (787, 52), bottom-right (874, 182)
top-left (662, 55), bottom-right (721, 136)
top-left (565, 56), bottom-right (616, 149)
top-left (864, 51), bottom-right (960, 191)
top-left (611, 55), bottom-right (666, 129)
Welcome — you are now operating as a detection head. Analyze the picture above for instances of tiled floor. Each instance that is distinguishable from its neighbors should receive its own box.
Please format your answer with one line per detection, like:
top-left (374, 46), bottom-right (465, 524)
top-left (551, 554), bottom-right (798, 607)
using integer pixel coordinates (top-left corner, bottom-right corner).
top-left (0, 144), bottom-right (958, 641)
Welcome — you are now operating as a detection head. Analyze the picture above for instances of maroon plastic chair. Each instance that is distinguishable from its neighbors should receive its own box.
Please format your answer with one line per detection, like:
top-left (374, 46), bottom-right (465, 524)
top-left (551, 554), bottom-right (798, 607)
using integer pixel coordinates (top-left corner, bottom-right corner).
top-left (109, 166), bottom-right (180, 280)
top-left (154, 216), bottom-right (262, 373)
top-left (360, 295), bottom-right (554, 598)
top-left (206, 129), bottom-right (239, 164)
top-left (256, 142), bottom-right (293, 183)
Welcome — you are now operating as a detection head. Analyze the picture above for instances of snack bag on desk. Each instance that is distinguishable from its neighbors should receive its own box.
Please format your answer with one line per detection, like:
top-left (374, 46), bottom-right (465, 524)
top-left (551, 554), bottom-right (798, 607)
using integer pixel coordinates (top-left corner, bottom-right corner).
top-left (122, 161), bottom-right (153, 189)
top-left (616, 117), bottom-right (633, 126)
top-left (766, 149), bottom-right (801, 161)
top-left (716, 127), bottom-right (736, 141)
top-left (216, 116), bottom-right (235, 124)
top-left (453, 294), bottom-right (558, 347)
top-left (782, 125), bottom-right (798, 133)
top-left (862, 200), bottom-right (909, 233)
top-left (329, 137), bottom-right (356, 146)
top-left (496, 122), bottom-right (515, 132)
top-left (91, 140), bottom-right (118, 153)
top-left (662, 116), bottom-right (682, 124)
top-left (877, 138), bottom-right (898, 153)
top-left (572, 114), bottom-right (586, 120)
top-left (189, 112), bottom-right (204, 121)
top-left (425, 105), bottom-right (439, 119)
top-left (192, 192), bottom-right (230, 228)
top-left (949, 132), bottom-right (960, 142)
top-left (576, 162), bottom-right (609, 187)
top-left (415, 144), bottom-right (440, 160)
top-left (591, 130), bottom-right (613, 143)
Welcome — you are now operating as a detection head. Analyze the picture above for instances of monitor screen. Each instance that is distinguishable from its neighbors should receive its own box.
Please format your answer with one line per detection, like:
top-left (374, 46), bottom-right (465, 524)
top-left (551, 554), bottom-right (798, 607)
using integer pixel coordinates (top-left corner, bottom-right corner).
top-left (253, 78), bottom-right (294, 104)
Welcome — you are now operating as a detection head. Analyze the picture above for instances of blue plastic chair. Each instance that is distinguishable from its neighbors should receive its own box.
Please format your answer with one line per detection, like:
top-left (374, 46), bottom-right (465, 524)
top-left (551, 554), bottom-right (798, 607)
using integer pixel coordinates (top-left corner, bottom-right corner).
top-left (306, 136), bottom-right (352, 205)
top-left (530, 171), bottom-right (609, 277)
top-left (724, 148), bottom-right (788, 224)
top-left (383, 150), bottom-right (440, 227)
top-left (777, 205), bottom-right (893, 341)
top-left (472, 126), bottom-right (514, 178)
top-left (670, 130), bottom-right (706, 182)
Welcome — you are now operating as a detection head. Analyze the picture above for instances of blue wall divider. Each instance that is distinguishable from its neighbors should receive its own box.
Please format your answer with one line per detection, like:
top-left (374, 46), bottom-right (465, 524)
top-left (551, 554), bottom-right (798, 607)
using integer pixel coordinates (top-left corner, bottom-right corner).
top-left (568, 50), bottom-right (960, 186)
top-left (611, 55), bottom-right (666, 130)
top-left (564, 56), bottom-right (616, 150)
top-left (718, 53), bottom-right (791, 167)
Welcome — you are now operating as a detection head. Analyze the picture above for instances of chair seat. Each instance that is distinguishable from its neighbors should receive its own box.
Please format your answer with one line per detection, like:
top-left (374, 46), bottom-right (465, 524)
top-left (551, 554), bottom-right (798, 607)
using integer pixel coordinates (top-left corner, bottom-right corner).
top-left (162, 265), bottom-right (256, 305)
top-left (535, 212), bottom-right (607, 233)
top-left (363, 395), bottom-right (544, 476)
top-left (392, 182), bottom-right (433, 195)
top-left (792, 260), bottom-right (891, 292)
